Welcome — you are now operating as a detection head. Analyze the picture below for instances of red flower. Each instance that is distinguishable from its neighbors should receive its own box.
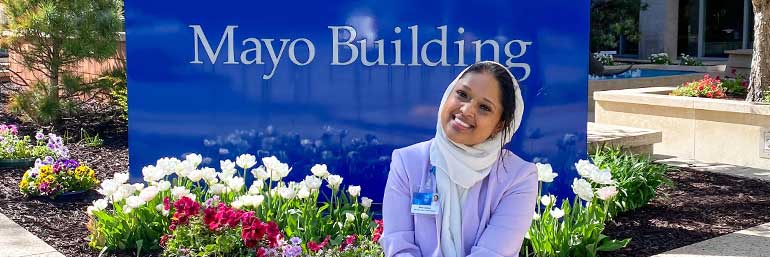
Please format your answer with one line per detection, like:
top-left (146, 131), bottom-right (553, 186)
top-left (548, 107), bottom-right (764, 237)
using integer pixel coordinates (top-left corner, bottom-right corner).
top-left (706, 92), bottom-right (713, 98)
top-left (742, 80), bottom-right (749, 88)
top-left (205, 203), bottom-right (244, 231)
top-left (241, 211), bottom-right (268, 249)
top-left (265, 221), bottom-right (282, 247)
top-left (160, 234), bottom-right (172, 248)
top-left (163, 197), bottom-right (171, 211)
top-left (170, 196), bottom-right (201, 230)
top-left (339, 234), bottom-right (357, 251)
top-left (256, 248), bottom-right (266, 257)
top-left (372, 220), bottom-right (384, 242)
top-left (307, 235), bottom-right (331, 252)
top-left (732, 68), bottom-right (737, 75)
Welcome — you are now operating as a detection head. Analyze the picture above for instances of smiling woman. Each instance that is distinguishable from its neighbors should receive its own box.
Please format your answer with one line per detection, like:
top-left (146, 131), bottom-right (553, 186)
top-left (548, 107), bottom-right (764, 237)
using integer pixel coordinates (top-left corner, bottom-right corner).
top-left (380, 61), bottom-right (536, 257)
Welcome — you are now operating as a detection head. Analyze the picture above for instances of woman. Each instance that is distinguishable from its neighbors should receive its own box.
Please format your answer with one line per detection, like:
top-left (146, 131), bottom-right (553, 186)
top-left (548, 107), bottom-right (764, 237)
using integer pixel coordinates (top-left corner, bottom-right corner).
top-left (380, 61), bottom-right (538, 257)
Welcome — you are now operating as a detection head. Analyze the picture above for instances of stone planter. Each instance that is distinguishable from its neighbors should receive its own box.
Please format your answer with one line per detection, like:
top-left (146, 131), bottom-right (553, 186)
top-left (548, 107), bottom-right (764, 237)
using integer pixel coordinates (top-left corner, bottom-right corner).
top-left (594, 87), bottom-right (770, 169)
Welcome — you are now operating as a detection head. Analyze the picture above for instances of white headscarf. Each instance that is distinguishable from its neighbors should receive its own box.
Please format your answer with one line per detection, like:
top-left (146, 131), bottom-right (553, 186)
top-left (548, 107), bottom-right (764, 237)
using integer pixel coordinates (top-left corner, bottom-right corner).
top-left (429, 61), bottom-right (524, 257)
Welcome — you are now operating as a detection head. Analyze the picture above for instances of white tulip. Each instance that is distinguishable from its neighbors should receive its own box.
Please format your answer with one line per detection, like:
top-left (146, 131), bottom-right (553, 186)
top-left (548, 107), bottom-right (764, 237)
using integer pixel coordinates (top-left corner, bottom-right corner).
top-left (220, 159), bottom-right (236, 174)
top-left (540, 194), bottom-right (556, 207)
top-left (262, 156), bottom-right (291, 181)
top-left (142, 165), bottom-right (164, 182)
top-left (252, 166), bottom-right (270, 180)
top-left (326, 175), bottom-right (343, 190)
top-left (361, 197), bottom-right (373, 208)
top-left (114, 172), bottom-right (130, 184)
top-left (236, 154), bottom-right (257, 169)
top-left (139, 186), bottom-right (159, 202)
top-left (297, 187), bottom-right (310, 199)
top-left (171, 186), bottom-right (191, 199)
top-left (200, 167), bottom-right (218, 183)
top-left (132, 183), bottom-right (145, 191)
top-left (596, 186), bottom-right (619, 201)
top-left (533, 212), bottom-right (541, 220)
top-left (536, 163), bottom-right (558, 183)
top-left (311, 164), bottom-right (330, 178)
top-left (571, 178), bottom-right (594, 201)
top-left (209, 183), bottom-right (227, 195)
top-left (93, 199), bottom-right (108, 211)
top-left (225, 176), bottom-right (245, 191)
top-left (347, 185), bottom-right (361, 198)
top-left (156, 157), bottom-right (181, 176)
top-left (550, 207), bottom-right (565, 219)
top-left (346, 212), bottom-right (355, 222)
top-left (185, 153), bottom-right (203, 167)
top-left (361, 213), bottom-right (369, 220)
top-left (279, 187), bottom-right (296, 200)
top-left (231, 199), bottom-right (244, 210)
top-left (97, 179), bottom-right (120, 197)
top-left (248, 182), bottom-right (264, 195)
top-left (304, 175), bottom-right (322, 190)
top-left (125, 195), bottom-right (146, 209)
top-left (157, 180), bottom-right (171, 191)
top-left (177, 160), bottom-right (195, 178)
top-left (589, 169), bottom-right (615, 185)
top-left (575, 160), bottom-right (599, 178)
top-left (187, 169), bottom-right (204, 182)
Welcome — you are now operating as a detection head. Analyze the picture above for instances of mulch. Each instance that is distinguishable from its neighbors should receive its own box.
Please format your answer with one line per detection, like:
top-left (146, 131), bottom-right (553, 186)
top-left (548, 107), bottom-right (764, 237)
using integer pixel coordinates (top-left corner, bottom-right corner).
top-left (603, 167), bottom-right (770, 257)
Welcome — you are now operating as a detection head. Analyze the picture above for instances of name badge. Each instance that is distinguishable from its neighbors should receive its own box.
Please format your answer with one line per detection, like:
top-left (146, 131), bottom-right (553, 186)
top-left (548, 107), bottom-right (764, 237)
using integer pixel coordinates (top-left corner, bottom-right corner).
top-left (411, 191), bottom-right (439, 215)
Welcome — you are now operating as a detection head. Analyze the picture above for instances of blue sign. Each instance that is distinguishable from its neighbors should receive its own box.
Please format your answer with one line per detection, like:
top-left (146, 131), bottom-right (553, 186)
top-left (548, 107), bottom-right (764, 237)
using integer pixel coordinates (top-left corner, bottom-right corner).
top-left (126, 0), bottom-right (589, 202)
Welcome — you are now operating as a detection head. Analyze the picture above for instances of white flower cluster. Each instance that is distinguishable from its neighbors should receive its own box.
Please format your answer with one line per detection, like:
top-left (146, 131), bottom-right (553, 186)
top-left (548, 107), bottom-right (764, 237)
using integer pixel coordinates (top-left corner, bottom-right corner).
top-left (534, 159), bottom-right (619, 220)
top-left (88, 153), bottom-right (374, 215)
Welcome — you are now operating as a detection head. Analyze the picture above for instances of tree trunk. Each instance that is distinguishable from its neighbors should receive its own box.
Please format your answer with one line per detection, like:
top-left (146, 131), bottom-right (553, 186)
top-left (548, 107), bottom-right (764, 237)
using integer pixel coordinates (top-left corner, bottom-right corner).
top-left (747, 0), bottom-right (770, 102)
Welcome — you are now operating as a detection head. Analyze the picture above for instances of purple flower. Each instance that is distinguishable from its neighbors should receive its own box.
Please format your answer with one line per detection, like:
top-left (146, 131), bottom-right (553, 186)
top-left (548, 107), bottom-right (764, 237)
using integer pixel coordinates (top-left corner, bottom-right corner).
top-left (0, 136), bottom-right (4, 142)
top-left (43, 156), bottom-right (54, 165)
top-left (289, 237), bottom-right (302, 246)
top-left (35, 131), bottom-right (45, 141)
top-left (282, 245), bottom-right (302, 257)
top-left (6, 146), bottom-right (14, 153)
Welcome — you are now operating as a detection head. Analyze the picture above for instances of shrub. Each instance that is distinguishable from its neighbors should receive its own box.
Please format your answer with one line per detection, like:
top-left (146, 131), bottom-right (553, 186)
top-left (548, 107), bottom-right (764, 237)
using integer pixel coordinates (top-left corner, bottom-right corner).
top-left (591, 147), bottom-right (671, 214)
top-left (593, 52), bottom-right (615, 66)
top-left (649, 53), bottom-right (671, 64)
top-left (679, 53), bottom-right (702, 66)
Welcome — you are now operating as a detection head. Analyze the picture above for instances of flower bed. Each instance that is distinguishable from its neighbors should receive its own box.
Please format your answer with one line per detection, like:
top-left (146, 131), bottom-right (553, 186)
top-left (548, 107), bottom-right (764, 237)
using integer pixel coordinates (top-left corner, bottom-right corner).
top-left (19, 158), bottom-right (98, 198)
top-left (0, 124), bottom-right (68, 168)
top-left (87, 154), bottom-right (382, 256)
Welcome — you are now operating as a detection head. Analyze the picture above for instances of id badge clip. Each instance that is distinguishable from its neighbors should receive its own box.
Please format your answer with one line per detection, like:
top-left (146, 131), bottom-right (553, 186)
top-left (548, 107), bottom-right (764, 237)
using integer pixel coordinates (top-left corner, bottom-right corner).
top-left (411, 166), bottom-right (439, 215)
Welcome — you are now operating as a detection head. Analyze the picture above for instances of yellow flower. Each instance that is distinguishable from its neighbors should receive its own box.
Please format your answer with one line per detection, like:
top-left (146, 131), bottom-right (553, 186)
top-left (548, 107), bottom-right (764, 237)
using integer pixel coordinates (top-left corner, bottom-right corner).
top-left (19, 179), bottom-right (29, 190)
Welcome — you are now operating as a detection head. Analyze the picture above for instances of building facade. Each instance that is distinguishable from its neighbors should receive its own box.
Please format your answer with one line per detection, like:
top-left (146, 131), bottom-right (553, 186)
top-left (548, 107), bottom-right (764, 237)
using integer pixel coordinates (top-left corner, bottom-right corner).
top-left (637, 0), bottom-right (755, 58)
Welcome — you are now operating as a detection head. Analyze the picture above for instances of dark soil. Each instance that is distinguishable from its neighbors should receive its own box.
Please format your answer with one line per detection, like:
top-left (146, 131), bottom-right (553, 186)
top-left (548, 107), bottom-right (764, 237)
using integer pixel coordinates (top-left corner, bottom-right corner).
top-left (603, 168), bottom-right (770, 257)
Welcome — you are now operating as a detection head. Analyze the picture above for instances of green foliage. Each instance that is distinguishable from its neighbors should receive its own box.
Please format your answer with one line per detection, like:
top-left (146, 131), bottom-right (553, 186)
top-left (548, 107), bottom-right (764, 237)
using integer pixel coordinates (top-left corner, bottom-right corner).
top-left (79, 128), bottom-right (104, 147)
top-left (89, 195), bottom-right (170, 254)
top-left (99, 67), bottom-right (128, 120)
top-left (0, 126), bottom-right (56, 159)
top-left (679, 54), bottom-right (703, 66)
top-left (591, 147), bottom-right (671, 214)
top-left (161, 217), bottom-right (253, 257)
top-left (722, 78), bottom-right (748, 98)
top-left (590, 0), bottom-right (648, 52)
top-left (764, 91), bottom-right (770, 103)
top-left (0, 0), bottom-right (122, 123)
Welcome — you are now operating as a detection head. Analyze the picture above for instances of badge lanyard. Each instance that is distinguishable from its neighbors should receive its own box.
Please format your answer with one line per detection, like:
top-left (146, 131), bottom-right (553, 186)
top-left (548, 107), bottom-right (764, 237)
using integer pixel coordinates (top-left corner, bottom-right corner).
top-left (411, 166), bottom-right (440, 215)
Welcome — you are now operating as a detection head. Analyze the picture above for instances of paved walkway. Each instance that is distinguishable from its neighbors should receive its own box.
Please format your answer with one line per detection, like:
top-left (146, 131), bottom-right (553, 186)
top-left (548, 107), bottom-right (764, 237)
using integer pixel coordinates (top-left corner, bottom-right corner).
top-left (0, 213), bottom-right (64, 257)
top-left (652, 157), bottom-right (770, 257)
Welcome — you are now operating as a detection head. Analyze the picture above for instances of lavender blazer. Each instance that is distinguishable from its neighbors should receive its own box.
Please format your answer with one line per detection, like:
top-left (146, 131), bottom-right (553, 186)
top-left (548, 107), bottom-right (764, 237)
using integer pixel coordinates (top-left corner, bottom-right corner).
top-left (380, 140), bottom-right (538, 257)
